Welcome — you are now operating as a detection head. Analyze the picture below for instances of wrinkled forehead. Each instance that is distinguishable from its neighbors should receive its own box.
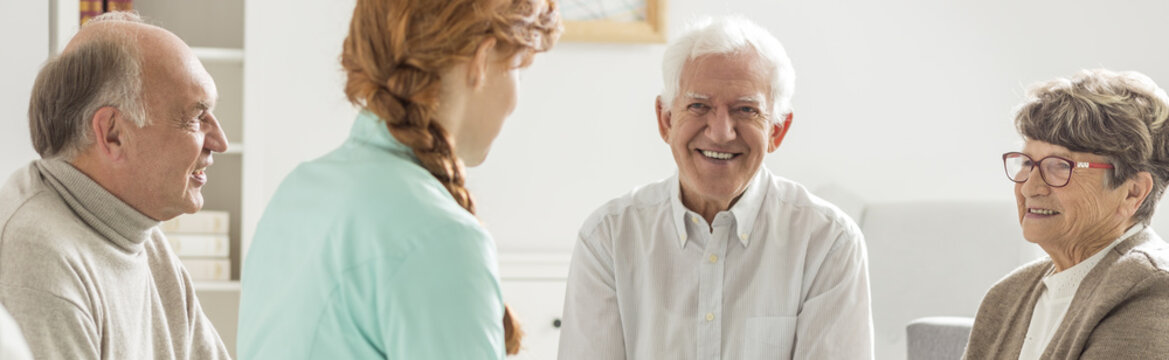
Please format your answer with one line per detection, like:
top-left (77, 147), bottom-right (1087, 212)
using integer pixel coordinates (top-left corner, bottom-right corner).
top-left (139, 32), bottom-right (217, 109)
top-left (679, 52), bottom-right (773, 101)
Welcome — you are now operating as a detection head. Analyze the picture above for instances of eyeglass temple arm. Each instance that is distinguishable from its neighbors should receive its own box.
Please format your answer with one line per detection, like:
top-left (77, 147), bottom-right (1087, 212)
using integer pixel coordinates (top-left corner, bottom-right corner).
top-left (1077, 162), bottom-right (1114, 169)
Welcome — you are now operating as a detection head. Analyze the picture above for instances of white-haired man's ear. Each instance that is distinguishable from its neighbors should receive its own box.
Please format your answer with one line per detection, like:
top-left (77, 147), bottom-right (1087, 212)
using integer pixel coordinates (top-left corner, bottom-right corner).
top-left (767, 112), bottom-right (793, 152)
top-left (91, 106), bottom-right (129, 161)
top-left (656, 96), bottom-right (673, 142)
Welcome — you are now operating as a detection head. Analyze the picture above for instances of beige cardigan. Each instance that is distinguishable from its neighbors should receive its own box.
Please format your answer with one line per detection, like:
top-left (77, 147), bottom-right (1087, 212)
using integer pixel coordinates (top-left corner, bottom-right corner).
top-left (963, 228), bottom-right (1169, 359)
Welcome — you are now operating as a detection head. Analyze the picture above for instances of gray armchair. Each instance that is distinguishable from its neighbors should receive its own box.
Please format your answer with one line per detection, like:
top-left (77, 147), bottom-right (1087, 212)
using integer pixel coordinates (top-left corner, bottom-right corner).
top-left (906, 316), bottom-right (974, 360)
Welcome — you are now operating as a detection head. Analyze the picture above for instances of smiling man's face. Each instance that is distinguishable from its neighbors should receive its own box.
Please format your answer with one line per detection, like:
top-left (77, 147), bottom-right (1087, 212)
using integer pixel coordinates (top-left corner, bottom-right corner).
top-left (658, 51), bottom-right (783, 214)
top-left (119, 27), bottom-right (228, 221)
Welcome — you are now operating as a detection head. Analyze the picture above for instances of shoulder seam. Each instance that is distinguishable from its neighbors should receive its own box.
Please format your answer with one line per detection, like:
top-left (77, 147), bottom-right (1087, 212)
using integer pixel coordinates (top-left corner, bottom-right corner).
top-left (768, 181), bottom-right (859, 234)
top-left (0, 188), bottom-right (56, 244)
top-left (579, 187), bottom-right (671, 238)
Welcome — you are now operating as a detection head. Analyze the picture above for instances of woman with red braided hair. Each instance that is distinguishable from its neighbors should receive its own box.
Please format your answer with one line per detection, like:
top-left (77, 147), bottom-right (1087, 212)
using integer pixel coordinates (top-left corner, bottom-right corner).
top-left (238, 0), bottom-right (560, 358)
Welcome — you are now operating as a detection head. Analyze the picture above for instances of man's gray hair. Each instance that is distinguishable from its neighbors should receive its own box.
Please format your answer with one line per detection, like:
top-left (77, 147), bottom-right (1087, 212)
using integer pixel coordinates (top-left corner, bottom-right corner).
top-left (660, 15), bottom-right (795, 124)
top-left (28, 11), bottom-right (146, 160)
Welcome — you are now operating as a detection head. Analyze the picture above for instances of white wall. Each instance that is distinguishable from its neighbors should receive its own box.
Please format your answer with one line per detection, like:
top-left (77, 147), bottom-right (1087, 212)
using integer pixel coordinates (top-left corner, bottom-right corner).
top-left (242, 0), bottom-right (1169, 251)
top-left (0, 1), bottom-right (47, 177)
top-left (7, 2), bottom-right (1165, 251)
top-left (243, 0), bottom-right (358, 262)
top-left (3, 3), bottom-right (1164, 252)
top-left (473, 0), bottom-right (1169, 252)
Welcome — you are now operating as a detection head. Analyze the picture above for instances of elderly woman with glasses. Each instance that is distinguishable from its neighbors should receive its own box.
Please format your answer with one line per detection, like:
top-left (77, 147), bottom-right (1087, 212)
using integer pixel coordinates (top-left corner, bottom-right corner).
top-left (964, 69), bottom-right (1169, 359)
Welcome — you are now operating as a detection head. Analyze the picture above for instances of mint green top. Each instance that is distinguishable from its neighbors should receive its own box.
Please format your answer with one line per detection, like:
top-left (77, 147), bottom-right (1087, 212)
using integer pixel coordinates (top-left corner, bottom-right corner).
top-left (237, 111), bottom-right (505, 359)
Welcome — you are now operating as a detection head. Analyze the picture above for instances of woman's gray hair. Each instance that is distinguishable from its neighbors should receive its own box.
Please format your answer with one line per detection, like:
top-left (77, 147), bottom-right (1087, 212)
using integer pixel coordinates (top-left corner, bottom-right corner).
top-left (1016, 69), bottom-right (1169, 224)
top-left (660, 15), bottom-right (795, 124)
top-left (28, 11), bottom-right (146, 160)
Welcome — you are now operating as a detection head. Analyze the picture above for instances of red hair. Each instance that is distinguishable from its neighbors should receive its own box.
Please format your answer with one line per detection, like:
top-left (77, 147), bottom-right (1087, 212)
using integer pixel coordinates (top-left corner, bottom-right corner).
top-left (340, 0), bottom-right (560, 354)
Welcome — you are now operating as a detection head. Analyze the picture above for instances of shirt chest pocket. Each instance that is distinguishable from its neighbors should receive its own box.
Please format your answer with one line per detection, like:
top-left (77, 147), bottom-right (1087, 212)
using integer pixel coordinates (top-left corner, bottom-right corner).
top-left (743, 316), bottom-right (798, 359)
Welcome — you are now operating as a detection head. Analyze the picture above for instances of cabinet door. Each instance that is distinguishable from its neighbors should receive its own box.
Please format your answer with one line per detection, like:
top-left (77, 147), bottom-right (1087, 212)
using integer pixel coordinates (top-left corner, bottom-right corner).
top-left (196, 289), bottom-right (240, 358)
top-left (501, 279), bottom-right (566, 360)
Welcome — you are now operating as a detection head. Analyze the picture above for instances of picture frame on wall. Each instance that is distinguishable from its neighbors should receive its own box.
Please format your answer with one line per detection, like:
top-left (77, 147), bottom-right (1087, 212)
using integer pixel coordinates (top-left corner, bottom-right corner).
top-left (560, 0), bottom-right (666, 43)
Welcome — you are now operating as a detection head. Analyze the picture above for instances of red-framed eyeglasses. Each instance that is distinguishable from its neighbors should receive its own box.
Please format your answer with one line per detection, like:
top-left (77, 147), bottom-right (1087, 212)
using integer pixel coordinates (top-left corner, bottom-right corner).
top-left (1002, 152), bottom-right (1113, 188)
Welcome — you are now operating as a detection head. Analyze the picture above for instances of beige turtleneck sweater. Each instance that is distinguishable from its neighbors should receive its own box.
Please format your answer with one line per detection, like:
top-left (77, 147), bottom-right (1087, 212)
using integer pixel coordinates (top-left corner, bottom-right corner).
top-left (0, 159), bottom-right (229, 359)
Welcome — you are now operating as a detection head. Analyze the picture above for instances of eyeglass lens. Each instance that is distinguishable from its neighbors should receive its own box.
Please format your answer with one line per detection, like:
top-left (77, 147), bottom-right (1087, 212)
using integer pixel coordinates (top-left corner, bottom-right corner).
top-left (1003, 153), bottom-right (1073, 187)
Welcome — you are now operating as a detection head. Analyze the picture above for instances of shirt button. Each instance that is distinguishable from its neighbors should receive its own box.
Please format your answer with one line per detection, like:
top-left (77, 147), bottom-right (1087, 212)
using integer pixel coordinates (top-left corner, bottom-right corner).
top-left (705, 313), bottom-right (715, 321)
top-left (739, 233), bottom-right (748, 240)
top-left (709, 254), bottom-right (718, 263)
top-left (691, 216), bottom-right (700, 224)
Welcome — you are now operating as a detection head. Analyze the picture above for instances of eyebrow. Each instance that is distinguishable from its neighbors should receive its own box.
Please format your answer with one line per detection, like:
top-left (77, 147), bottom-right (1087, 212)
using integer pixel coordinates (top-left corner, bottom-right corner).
top-left (195, 99), bottom-right (214, 112)
top-left (684, 92), bottom-right (710, 101)
top-left (737, 96), bottom-right (765, 104)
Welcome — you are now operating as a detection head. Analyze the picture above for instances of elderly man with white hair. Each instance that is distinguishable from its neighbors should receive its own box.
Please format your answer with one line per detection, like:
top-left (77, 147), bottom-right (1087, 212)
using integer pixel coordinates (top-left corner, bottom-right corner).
top-left (558, 16), bottom-right (874, 360)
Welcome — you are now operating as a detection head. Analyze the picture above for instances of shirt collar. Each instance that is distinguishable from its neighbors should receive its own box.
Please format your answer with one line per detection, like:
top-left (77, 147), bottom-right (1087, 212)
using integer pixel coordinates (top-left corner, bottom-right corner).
top-left (1042, 223), bottom-right (1145, 298)
top-left (671, 166), bottom-right (770, 249)
top-left (349, 110), bottom-right (415, 158)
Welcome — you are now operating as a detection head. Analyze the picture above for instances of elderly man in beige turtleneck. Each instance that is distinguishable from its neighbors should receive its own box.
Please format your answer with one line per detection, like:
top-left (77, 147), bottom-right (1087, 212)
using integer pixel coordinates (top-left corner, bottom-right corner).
top-left (0, 12), bottom-right (230, 359)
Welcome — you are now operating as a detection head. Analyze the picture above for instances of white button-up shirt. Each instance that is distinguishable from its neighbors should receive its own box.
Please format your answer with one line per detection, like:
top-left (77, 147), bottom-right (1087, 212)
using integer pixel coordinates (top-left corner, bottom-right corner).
top-left (558, 167), bottom-right (874, 360)
top-left (1017, 224), bottom-right (1145, 360)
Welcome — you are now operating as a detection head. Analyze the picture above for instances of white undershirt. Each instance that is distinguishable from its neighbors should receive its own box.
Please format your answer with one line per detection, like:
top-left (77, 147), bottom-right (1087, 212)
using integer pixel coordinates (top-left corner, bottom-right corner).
top-left (1017, 224), bottom-right (1144, 360)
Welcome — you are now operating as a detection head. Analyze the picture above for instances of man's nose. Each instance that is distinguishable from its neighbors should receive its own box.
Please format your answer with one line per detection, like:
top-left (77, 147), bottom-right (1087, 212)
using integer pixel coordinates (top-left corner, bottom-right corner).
top-left (705, 109), bottom-right (736, 143)
top-left (203, 114), bottom-right (229, 153)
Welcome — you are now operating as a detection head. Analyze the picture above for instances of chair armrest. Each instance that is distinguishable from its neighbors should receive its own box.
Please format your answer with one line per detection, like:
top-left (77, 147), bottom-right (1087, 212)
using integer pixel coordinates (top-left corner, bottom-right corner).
top-left (906, 316), bottom-right (975, 360)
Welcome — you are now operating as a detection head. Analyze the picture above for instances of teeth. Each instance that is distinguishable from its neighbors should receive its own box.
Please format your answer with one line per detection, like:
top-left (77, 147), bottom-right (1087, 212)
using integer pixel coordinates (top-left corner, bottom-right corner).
top-left (1029, 208), bottom-right (1059, 215)
top-left (701, 150), bottom-right (735, 160)
top-left (193, 168), bottom-right (206, 176)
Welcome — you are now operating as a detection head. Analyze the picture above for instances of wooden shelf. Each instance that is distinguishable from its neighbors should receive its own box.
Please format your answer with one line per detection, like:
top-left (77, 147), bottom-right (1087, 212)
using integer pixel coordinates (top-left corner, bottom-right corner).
top-left (192, 47), bottom-right (244, 63)
top-left (224, 142), bottom-right (244, 155)
top-left (194, 280), bottom-right (241, 292)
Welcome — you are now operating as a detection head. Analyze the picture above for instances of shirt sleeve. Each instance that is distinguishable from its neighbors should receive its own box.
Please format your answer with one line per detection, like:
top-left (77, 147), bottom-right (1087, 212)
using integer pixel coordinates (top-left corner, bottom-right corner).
top-left (793, 226), bottom-right (875, 360)
top-left (0, 285), bottom-right (100, 360)
top-left (375, 225), bottom-right (506, 360)
top-left (558, 223), bottom-right (626, 360)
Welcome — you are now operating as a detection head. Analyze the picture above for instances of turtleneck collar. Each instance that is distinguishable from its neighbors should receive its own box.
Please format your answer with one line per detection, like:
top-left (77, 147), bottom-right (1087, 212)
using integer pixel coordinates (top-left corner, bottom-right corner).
top-left (36, 159), bottom-right (159, 253)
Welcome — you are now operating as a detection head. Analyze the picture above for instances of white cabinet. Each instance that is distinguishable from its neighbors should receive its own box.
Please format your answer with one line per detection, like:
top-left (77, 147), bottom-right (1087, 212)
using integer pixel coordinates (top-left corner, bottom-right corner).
top-left (191, 253), bottom-right (573, 359)
top-left (195, 289), bottom-right (240, 358)
top-left (500, 253), bottom-right (571, 359)
top-left (502, 280), bottom-right (567, 359)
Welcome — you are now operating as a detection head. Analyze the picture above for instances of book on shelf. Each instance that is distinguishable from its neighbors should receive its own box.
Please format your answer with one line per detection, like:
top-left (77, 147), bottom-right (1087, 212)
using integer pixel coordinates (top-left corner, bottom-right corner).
top-left (162, 211), bottom-right (232, 282)
top-left (183, 259), bottom-right (232, 282)
top-left (106, 0), bottom-right (134, 12)
top-left (80, 0), bottom-right (104, 25)
top-left (167, 234), bottom-right (230, 258)
top-left (161, 210), bottom-right (230, 234)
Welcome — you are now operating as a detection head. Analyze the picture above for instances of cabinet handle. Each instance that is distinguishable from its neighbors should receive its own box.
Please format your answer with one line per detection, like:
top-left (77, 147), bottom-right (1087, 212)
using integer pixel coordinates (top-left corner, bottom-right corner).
top-left (553, 318), bottom-right (562, 328)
